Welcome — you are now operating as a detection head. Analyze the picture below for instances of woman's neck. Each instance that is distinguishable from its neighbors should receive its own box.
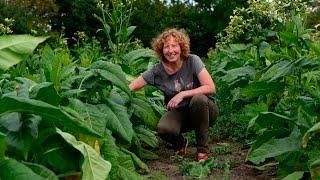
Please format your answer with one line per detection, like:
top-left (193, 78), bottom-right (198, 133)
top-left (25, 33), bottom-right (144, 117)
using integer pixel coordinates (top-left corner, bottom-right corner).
top-left (162, 59), bottom-right (183, 74)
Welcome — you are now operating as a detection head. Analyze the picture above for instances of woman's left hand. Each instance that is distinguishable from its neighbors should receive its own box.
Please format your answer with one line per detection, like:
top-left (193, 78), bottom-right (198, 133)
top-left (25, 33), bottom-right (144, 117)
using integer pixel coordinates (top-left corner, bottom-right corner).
top-left (167, 92), bottom-right (185, 110)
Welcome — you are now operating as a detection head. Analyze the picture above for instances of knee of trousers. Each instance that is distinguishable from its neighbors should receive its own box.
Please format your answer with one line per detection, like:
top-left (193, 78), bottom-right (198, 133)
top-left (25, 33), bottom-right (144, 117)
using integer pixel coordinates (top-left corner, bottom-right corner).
top-left (189, 94), bottom-right (208, 109)
top-left (157, 123), bottom-right (179, 137)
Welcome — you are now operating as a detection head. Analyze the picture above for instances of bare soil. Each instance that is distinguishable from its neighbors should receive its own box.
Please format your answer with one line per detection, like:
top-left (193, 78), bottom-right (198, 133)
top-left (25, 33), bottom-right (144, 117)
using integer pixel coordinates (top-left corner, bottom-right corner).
top-left (145, 140), bottom-right (275, 180)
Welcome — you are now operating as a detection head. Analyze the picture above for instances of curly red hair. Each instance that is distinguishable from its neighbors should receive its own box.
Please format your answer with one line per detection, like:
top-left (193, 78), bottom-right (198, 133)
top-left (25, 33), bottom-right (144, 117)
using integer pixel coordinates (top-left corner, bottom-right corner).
top-left (151, 28), bottom-right (190, 61)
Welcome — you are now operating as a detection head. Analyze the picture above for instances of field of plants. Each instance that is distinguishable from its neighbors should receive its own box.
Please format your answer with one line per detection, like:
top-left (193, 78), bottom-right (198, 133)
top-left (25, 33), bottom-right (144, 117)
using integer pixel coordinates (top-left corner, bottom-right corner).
top-left (0, 0), bottom-right (319, 179)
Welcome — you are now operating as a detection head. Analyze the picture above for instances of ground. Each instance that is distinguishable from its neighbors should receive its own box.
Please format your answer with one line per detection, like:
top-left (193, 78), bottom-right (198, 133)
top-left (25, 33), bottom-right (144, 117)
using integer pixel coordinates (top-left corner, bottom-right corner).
top-left (144, 140), bottom-right (275, 179)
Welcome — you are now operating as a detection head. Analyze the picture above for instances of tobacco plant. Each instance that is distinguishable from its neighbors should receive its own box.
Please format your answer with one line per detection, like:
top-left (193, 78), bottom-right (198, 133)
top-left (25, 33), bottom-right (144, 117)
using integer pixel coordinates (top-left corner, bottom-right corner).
top-left (208, 0), bottom-right (320, 178)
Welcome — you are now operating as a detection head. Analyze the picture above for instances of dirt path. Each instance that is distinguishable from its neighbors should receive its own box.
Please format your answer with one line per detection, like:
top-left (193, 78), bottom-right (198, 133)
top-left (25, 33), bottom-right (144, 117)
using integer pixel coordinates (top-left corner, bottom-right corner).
top-left (145, 141), bottom-right (275, 179)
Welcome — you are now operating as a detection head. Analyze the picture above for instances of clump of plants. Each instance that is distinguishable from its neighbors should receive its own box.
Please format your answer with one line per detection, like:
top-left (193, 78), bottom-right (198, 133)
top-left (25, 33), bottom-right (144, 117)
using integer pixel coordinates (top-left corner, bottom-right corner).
top-left (208, 0), bottom-right (320, 179)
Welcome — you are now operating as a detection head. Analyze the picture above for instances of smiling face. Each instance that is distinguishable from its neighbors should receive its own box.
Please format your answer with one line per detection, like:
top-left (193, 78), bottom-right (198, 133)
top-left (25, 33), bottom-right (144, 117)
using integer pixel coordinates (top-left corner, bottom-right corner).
top-left (162, 36), bottom-right (181, 63)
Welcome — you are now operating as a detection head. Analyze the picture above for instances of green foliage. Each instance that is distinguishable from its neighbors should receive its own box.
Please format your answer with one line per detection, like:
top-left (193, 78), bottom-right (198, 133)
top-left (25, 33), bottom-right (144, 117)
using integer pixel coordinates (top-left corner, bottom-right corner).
top-left (0, 158), bottom-right (43, 180)
top-left (22, 162), bottom-right (58, 180)
top-left (216, 0), bottom-right (308, 46)
top-left (0, 35), bottom-right (48, 71)
top-left (180, 158), bottom-right (218, 179)
top-left (56, 128), bottom-right (111, 180)
top-left (0, 132), bottom-right (6, 157)
top-left (0, 0), bottom-right (58, 35)
top-left (100, 130), bottom-right (144, 179)
top-left (131, 0), bottom-right (247, 57)
top-left (208, 0), bottom-right (320, 178)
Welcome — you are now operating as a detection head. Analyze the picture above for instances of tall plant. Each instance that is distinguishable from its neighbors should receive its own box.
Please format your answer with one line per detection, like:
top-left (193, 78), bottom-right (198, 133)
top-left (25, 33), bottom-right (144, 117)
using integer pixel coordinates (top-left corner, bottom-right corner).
top-left (208, 0), bottom-right (320, 178)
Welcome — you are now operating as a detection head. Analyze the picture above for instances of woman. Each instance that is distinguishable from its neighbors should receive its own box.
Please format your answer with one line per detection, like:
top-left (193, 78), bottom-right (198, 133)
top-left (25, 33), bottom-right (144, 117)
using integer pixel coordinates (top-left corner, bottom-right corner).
top-left (129, 28), bottom-right (218, 162)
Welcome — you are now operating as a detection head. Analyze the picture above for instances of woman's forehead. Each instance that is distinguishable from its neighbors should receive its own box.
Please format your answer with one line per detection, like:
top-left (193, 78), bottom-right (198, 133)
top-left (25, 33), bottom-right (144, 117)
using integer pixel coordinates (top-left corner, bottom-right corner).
top-left (164, 36), bottom-right (178, 43)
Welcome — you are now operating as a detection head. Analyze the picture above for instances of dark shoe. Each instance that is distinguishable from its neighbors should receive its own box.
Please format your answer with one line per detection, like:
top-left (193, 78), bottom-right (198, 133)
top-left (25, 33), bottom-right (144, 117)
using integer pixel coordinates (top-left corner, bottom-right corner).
top-left (197, 152), bottom-right (209, 162)
top-left (177, 138), bottom-right (188, 156)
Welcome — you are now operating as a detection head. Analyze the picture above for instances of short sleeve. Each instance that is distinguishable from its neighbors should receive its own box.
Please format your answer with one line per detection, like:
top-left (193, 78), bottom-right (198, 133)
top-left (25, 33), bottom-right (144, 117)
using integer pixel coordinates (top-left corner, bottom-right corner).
top-left (192, 55), bottom-right (205, 75)
top-left (141, 65), bottom-right (156, 86)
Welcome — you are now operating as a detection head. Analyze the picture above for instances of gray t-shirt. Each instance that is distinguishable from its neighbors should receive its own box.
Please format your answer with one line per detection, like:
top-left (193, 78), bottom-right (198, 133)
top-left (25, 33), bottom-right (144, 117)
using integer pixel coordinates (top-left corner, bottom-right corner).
top-left (142, 54), bottom-right (205, 108)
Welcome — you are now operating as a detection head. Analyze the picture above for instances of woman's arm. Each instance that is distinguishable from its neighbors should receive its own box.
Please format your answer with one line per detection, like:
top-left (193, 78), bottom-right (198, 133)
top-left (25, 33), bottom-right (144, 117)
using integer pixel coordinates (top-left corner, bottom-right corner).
top-left (183, 68), bottom-right (216, 96)
top-left (167, 68), bottom-right (216, 110)
top-left (129, 76), bottom-right (147, 91)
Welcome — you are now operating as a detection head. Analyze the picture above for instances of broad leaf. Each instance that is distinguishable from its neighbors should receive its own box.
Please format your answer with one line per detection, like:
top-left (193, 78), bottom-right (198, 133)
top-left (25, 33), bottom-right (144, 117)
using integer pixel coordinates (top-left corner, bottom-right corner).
top-left (0, 157), bottom-right (43, 180)
top-left (282, 171), bottom-right (304, 180)
top-left (29, 82), bottom-right (61, 106)
top-left (100, 130), bottom-right (142, 180)
top-left (90, 61), bottom-right (130, 96)
top-left (134, 126), bottom-right (158, 148)
top-left (131, 97), bottom-right (158, 130)
top-left (123, 48), bottom-right (156, 64)
top-left (0, 35), bottom-right (48, 71)
top-left (120, 147), bottom-right (149, 173)
top-left (240, 81), bottom-right (285, 98)
top-left (220, 66), bottom-right (255, 84)
top-left (0, 96), bottom-right (100, 137)
top-left (247, 112), bottom-right (291, 131)
top-left (56, 129), bottom-right (111, 180)
top-left (100, 98), bottom-right (134, 144)
top-left (23, 162), bottom-right (58, 180)
top-left (259, 61), bottom-right (293, 82)
top-left (67, 99), bottom-right (107, 137)
top-left (246, 130), bottom-right (301, 164)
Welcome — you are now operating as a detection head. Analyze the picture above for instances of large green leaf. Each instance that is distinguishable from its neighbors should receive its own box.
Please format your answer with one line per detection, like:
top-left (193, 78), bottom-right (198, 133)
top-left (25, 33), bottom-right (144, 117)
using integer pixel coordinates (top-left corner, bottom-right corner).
top-left (29, 82), bottom-right (61, 106)
top-left (90, 61), bottom-right (130, 96)
top-left (282, 171), bottom-right (304, 180)
top-left (0, 96), bottom-right (100, 137)
top-left (247, 112), bottom-right (291, 131)
top-left (134, 126), bottom-right (159, 148)
top-left (246, 130), bottom-right (301, 165)
top-left (0, 157), bottom-right (43, 180)
top-left (259, 61), bottom-right (294, 82)
top-left (240, 81), bottom-right (285, 98)
top-left (23, 162), bottom-right (58, 180)
top-left (99, 98), bottom-right (134, 144)
top-left (123, 48), bottom-right (156, 64)
top-left (100, 130), bottom-right (142, 180)
top-left (67, 99), bottom-right (107, 137)
top-left (0, 35), bottom-right (48, 71)
top-left (220, 66), bottom-right (255, 84)
top-left (56, 129), bottom-right (111, 180)
top-left (131, 97), bottom-right (158, 130)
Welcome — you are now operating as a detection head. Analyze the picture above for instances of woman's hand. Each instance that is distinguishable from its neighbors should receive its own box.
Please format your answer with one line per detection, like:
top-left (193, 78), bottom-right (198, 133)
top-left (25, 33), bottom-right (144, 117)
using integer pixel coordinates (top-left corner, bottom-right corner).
top-left (167, 92), bottom-right (185, 110)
